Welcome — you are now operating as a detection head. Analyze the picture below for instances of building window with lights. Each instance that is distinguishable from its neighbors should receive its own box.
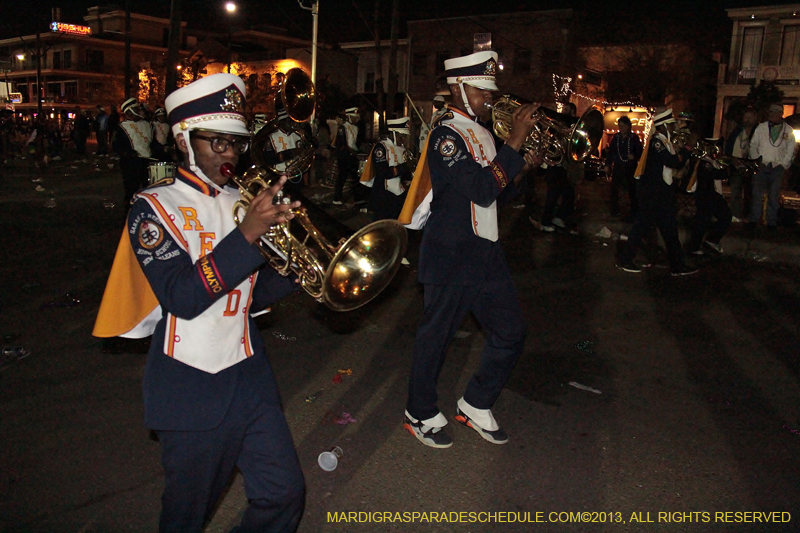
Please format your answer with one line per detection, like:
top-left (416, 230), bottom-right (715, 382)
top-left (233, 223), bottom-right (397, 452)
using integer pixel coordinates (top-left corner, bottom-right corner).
top-left (781, 25), bottom-right (800, 65)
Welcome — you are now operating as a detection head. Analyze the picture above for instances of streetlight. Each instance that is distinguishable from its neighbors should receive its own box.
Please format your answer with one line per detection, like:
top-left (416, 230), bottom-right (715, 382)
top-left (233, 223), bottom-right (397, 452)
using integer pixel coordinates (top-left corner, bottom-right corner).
top-left (225, 2), bottom-right (236, 73)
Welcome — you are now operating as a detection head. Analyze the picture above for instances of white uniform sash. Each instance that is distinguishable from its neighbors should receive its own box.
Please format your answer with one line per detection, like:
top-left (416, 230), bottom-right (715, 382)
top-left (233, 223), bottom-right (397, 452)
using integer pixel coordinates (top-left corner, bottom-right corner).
top-left (135, 181), bottom-right (257, 374)
top-left (152, 121), bottom-right (170, 145)
top-left (383, 139), bottom-right (406, 196)
top-left (445, 114), bottom-right (499, 241)
top-left (121, 119), bottom-right (153, 158)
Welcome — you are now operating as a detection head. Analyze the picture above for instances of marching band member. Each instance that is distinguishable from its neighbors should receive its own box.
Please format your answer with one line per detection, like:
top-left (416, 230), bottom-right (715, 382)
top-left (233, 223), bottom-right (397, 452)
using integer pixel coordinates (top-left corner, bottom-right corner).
top-left (360, 116), bottom-right (412, 220)
top-left (616, 108), bottom-right (698, 276)
top-left (399, 51), bottom-right (540, 448)
top-left (94, 73), bottom-right (305, 532)
top-left (150, 107), bottom-right (172, 161)
top-left (114, 97), bottom-right (153, 208)
top-left (332, 107), bottom-right (362, 205)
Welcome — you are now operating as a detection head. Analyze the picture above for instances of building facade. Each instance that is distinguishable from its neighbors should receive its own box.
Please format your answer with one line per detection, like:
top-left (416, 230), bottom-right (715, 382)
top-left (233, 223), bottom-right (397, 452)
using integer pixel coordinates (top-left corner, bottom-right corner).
top-left (715, 3), bottom-right (800, 137)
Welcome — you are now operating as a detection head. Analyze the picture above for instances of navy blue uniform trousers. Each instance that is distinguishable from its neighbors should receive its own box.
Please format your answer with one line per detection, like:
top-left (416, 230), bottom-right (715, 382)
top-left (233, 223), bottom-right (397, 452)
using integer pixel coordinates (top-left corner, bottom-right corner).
top-left (156, 372), bottom-right (304, 533)
top-left (407, 267), bottom-right (526, 421)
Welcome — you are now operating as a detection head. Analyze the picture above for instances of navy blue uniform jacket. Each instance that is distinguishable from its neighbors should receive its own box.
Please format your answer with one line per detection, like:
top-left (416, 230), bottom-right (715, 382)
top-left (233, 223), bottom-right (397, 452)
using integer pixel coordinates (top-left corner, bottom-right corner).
top-left (128, 177), bottom-right (298, 431)
top-left (418, 119), bottom-right (525, 285)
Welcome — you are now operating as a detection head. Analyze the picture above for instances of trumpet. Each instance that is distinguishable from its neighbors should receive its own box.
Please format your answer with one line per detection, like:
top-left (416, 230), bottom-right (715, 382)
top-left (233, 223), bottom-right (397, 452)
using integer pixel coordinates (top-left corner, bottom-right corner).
top-left (716, 154), bottom-right (762, 174)
top-left (484, 96), bottom-right (604, 166)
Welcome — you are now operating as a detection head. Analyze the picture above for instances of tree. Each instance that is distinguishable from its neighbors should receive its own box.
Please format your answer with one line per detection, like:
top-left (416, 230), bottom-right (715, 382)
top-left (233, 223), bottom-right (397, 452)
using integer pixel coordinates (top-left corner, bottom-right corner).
top-left (746, 81), bottom-right (785, 117)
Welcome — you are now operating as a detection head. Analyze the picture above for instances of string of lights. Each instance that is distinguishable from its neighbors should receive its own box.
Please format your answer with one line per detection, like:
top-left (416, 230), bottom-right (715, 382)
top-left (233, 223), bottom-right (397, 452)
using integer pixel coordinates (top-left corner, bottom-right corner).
top-left (552, 74), bottom-right (654, 140)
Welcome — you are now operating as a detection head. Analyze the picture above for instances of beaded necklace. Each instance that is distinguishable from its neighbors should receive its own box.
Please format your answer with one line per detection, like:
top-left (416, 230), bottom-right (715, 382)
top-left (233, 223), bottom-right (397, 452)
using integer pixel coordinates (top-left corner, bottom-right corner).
top-left (768, 122), bottom-right (787, 147)
top-left (616, 133), bottom-right (632, 161)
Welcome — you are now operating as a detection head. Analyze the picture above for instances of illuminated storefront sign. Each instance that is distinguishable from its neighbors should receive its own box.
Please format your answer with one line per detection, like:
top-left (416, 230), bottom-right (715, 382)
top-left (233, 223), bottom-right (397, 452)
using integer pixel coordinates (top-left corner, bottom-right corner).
top-left (50, 22), bottom-right (91, 36)
top-left (9, 93), bottom-right (23, 103)
top-left (603, 109), bottom-right (649, 134)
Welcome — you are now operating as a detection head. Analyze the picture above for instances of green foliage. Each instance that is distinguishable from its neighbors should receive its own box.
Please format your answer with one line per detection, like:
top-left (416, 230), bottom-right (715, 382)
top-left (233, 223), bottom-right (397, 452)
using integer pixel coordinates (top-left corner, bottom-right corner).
top-left (315, 78), bottom-right (348, 120)
top-left (746, 81), bottom-right (785, 115)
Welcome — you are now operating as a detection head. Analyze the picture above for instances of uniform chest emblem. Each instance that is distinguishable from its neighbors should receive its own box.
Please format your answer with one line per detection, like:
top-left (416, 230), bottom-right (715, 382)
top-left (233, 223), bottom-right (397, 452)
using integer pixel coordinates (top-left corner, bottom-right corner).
top-left (374, 146), bottom-right (385, 158)
top-left (439, 139), bottom-right (457, 157)
top-left (138, 220), bottom-right (165, 250)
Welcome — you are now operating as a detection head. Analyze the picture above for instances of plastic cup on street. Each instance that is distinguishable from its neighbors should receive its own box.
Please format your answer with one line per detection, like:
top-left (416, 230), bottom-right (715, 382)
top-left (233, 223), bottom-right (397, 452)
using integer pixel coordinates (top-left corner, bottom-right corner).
top-left (318, 446), bottom-right (343, 471)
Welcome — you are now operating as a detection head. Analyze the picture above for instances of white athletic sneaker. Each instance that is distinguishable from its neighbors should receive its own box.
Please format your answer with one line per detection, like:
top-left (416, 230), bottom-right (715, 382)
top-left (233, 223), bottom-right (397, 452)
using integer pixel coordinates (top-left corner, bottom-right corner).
top-left (403, 411), bottom-right (453, 448)
top-left (454, 398), bottom-right (508, 444)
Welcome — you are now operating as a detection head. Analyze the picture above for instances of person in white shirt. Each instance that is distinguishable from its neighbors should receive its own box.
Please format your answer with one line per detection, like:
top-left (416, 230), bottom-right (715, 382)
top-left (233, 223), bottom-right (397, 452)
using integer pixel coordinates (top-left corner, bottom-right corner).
top-left (748, 103), bottom-right (796, 229)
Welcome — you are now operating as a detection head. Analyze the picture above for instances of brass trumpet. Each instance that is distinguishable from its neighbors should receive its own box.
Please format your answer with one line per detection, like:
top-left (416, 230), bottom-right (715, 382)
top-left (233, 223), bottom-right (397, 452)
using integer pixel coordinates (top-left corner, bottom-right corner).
top-left (484, 96), bottom-right (604, 166)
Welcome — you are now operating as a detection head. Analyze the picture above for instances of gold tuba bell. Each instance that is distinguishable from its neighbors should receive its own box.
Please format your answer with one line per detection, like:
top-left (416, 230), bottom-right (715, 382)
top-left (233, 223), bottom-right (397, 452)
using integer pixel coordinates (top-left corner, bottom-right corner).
top-left (229, 68), bottom-right (408, 311)
top-left (485, 96), bottom-right (604, 166)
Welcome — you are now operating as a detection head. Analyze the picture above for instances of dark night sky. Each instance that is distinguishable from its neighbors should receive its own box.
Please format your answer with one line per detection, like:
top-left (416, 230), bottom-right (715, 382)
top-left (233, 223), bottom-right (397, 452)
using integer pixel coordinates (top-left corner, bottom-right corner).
top-left (0, 0), bottom-right (793, 45)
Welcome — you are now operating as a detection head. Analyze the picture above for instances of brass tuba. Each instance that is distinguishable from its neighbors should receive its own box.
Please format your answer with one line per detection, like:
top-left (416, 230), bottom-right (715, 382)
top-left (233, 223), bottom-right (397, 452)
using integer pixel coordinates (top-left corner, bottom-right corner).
top-left (250, 68), bottom-right (317, 180)
top-left (230, 69), bottom-right (408, 311)
top-left (485, 96), bottom-right (604, 166)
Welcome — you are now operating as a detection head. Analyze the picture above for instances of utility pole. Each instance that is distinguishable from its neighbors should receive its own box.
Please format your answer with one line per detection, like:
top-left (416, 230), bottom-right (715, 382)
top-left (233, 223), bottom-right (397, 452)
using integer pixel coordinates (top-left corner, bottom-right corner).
top-left (124, 0), bottom-right (131, 99)
top-left (36, 30), bottom-right (42, 116)
top-left (297, 0), bottom-right (319, 85)
top-left (387, 0), bottom-right (399, 117)
top-left (165, 0), bottom-right (183, 95)
top-left (374, 0), bottom-right (385, 131)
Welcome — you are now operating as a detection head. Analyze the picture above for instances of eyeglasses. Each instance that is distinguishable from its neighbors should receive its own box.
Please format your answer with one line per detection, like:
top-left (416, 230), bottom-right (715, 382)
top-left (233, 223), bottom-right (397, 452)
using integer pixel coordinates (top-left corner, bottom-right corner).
top-left (192, 134), bottom-right (250, 155)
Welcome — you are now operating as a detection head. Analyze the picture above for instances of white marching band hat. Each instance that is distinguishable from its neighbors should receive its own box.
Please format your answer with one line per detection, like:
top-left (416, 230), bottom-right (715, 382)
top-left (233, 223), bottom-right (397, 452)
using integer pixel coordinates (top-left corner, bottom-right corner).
top-left (121, 97), bottom-right (140, 115)
top-left (165, 73), bottom-right (250, 138)
top-left (444, 51), bottom-right (498, 91)
top-left (387, 117), bottom-right (410, 134)
top-left (164, 73), bottom-right (249, 181)
top-left (653, 108), bottom-right (676, 127)
top-left (344, 106), bottom-right (359, 117)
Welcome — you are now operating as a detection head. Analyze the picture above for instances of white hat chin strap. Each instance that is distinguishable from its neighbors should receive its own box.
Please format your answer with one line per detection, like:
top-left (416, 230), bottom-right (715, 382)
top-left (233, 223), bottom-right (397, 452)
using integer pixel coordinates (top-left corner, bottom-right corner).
top-left (182, 130), bottom-right (227, 194)
top-left (458, 83), bottom-right (477, 118)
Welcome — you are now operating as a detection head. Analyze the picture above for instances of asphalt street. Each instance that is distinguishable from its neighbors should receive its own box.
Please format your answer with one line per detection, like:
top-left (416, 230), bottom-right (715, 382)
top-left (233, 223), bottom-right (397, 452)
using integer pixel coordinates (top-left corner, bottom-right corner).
top-left (1, 150), bottom-right (799, 533)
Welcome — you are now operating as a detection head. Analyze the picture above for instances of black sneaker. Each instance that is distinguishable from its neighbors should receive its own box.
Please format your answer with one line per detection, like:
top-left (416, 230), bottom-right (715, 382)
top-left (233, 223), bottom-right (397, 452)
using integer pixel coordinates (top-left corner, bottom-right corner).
top-left (615, 260), bottom-right (642, 273)
top-left (670, 265), bottom-right (699, 276)
top-left (455, 408), bottom-right (508, 444)
top-left (403, 413), bottom-right (453, 448)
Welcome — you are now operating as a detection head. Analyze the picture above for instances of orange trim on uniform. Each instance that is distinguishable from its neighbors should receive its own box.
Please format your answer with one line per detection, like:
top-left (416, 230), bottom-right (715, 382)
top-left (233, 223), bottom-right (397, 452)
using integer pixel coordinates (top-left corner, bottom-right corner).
top-left (166, 314), bottom-right (178, 357)
top-left (138, 192), bottom-right (190, 250)
top-left (178, 166), bottom-right (212, 196)
top-left (242, 273), bottom-right (259, 357)
top-left (447, 125), bottom-right (475, 159)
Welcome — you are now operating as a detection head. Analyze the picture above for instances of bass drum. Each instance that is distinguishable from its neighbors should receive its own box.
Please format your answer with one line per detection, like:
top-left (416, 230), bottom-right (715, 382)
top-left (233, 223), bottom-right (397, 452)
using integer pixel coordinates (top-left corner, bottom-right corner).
top-left (148, 162), bottom-right (177, 184)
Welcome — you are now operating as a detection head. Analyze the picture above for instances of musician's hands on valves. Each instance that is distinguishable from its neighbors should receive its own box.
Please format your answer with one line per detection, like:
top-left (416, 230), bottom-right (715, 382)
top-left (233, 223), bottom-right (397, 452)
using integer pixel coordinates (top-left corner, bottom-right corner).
top-left (506, 103), bottom-right (541, 153)
top-left (239, 175), bottom-right (302, 245)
